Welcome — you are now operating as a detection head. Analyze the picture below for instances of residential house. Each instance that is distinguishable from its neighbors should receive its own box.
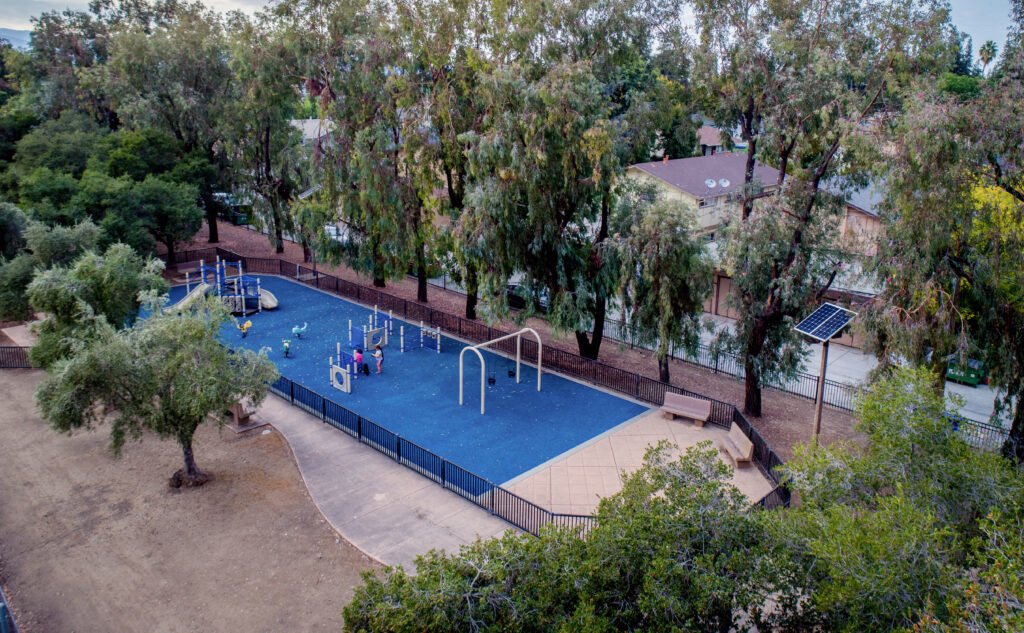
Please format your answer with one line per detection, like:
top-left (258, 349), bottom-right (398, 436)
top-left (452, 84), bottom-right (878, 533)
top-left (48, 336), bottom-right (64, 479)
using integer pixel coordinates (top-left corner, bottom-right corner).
top-left (696, 125), bottom-right (726, 155)
top-left (627, 153), bottom-right (885, 350)
top-left (625, 152), bottom-right (780, 236)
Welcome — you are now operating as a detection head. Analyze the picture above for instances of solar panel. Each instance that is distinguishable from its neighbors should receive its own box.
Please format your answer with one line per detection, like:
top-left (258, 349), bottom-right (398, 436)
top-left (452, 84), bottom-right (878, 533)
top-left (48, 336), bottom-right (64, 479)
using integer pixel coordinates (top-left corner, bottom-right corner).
top-left (795, 303), bottom-right (856, 342)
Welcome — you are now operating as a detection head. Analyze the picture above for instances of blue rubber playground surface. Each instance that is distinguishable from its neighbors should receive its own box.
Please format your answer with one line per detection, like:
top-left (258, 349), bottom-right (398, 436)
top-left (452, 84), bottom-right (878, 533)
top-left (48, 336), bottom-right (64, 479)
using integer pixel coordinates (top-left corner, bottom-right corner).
top-left (166, 276), bottom-right (649, 484)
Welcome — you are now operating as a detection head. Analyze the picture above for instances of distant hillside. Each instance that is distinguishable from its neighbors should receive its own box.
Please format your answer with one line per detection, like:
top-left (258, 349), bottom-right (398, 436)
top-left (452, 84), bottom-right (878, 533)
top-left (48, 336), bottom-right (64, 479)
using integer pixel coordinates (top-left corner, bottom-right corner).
top-left (0, 28), bottom-right (31, 50)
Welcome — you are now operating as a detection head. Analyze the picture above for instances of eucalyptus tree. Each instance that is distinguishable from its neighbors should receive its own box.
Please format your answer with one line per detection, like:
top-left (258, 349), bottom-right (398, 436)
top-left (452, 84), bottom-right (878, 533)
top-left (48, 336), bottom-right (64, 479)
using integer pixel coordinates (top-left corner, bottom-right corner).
top-left (692, 0), bottom-right (950, 416)
top-left (35, 294), bottom-right (278, 487)
top-left (462, 62), bottom-right (622, 359)
top-left (613, 185), bottom-right (713, 381)
top-left (277, 0), bottom-right (422, 289)
top-left (225, 12), bottom-right (304, 255)
top-left (867, 8), bottom-right (1024, 461)
top-left (99, 1), bottom-right (234, 243)
top-left (392, 0), bottom-right (490, 309)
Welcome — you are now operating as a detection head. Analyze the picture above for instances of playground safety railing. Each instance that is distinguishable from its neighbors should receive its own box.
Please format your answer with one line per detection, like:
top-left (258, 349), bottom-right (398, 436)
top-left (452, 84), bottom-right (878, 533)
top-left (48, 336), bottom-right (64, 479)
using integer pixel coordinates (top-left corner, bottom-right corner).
top-left (267, 375), bottom-right (595, 536)
top-left (184, 247), bottom-right (791, 508)
top-left (598, 317), bottom-right (867, 412)
top-left (0, 347), bottom-right (31, 369)
top-left (1, 582), bottom-right (20, 633)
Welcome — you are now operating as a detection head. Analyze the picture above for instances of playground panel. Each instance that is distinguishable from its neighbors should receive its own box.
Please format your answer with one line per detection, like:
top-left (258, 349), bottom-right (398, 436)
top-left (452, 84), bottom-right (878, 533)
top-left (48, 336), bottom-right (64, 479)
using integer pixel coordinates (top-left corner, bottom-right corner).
top-left (167, 276), bottom-right (649, 484)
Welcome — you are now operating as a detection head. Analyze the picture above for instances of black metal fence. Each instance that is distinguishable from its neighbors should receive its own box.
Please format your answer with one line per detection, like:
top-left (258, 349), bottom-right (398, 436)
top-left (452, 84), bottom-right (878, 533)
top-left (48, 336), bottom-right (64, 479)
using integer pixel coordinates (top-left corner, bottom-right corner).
top-left (268, 373), bottom-right (594, 535)
top-left (0, 347), bottom-right (30, 369)
top-left (164, 246), bottom-right (792, 509)
top-left (600, 318), bottom-right (865, 412)
top-left (948, 412), bottom-right (1011, 452)
top-left (1, 583), bottom-right (20, 633)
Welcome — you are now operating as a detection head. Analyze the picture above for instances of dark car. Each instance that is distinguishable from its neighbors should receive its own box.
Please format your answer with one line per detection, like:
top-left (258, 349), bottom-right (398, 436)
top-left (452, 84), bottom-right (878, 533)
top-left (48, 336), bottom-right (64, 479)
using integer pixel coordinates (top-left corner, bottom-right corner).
top-left (506, 283), bottom-right (548, 313)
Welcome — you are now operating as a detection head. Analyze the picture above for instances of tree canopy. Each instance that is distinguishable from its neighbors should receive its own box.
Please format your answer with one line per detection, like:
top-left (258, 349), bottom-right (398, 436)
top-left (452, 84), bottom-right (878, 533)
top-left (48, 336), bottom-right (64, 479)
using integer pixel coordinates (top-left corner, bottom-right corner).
top-left (35, 293), bottom-right (278, 486)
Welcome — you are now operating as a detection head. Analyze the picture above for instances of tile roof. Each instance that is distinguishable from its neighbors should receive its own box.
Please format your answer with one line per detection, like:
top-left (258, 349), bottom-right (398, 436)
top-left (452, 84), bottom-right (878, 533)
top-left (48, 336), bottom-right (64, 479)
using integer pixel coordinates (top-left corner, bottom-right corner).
top-left (697, 125), bottom-right (726, 147)
top-left (629, 153), bottom-right (780, 199)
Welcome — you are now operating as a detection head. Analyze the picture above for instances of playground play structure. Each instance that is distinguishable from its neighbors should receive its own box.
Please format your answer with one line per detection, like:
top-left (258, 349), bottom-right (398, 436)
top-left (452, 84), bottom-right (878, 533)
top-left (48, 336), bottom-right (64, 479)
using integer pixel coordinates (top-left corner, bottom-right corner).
top-left (330, 308), bottom-right (441, 394)
top-left (459, 328), bottom-right (542, 414)
top-left (168, 258), bottom-right (278, 316)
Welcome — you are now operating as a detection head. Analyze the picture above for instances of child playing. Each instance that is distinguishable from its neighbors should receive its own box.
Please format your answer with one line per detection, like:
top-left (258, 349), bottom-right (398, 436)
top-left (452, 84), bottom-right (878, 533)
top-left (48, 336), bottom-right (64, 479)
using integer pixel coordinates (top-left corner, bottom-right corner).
top-left (372, 344), bottom-right (383, 374)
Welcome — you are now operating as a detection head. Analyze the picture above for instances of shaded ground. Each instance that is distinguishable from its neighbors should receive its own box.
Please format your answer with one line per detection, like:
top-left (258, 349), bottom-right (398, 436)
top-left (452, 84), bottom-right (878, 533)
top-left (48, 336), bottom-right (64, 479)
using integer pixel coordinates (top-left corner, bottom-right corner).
top-left (0, 369), bottom-right (377, 633)
top-left (179, 222), bottom-right (862, 461)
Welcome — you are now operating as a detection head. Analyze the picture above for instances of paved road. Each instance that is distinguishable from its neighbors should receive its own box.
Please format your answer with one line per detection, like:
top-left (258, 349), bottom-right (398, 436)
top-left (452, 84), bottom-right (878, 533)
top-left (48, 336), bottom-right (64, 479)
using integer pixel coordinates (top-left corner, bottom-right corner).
top-left (702, 316), bottom-right (1002, 425)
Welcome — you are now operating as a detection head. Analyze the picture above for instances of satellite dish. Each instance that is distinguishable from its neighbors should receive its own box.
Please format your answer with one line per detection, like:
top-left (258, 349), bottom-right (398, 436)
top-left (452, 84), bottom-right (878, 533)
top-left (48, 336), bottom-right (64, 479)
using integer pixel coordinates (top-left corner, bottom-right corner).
top-left (704, 178), bottom-right (717, 188)
top-left (719, 178), bottom-right (731, 188)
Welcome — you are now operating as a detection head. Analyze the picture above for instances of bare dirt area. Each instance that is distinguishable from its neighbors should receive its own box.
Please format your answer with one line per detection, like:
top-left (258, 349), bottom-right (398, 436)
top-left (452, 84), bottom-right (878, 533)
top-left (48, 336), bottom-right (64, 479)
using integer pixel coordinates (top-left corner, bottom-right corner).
top-left (178, 221), bottom-right (862, 460)
top-left (0, 369), bottom-right (377, 633)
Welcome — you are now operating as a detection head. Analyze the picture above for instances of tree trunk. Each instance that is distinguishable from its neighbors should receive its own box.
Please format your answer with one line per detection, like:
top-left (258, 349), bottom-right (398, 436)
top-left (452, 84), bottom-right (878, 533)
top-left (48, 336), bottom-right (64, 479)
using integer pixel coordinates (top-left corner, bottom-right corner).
top-left (373, 275), bottom-right (386, 288)
top-left (1002, 399), bottom-right (1024, 464)
top-left (658, 354), bottom-right (670, 383)
top-left (465, 268), bottom-right (478, 320)
top-left (926, 347), bottom-right (949, 396)
top-left (743, 355), bottom-right (762, 418)
top-left (574, 297), bottom-right (607, 360)
top-left (302, 240), bottom-right (312, 264)
top-left (743, 319), bottom-right (768, 417)
top-left (273, 204), bottom-right (285, 255)
top-left (416, 248), bottom-right (428, 303)
top-left (170, 436), bottom-right (209, 488)
top-left (165, 240), bottom-right (176, 268)
top-left (205, 199), bottom-right (219, 244)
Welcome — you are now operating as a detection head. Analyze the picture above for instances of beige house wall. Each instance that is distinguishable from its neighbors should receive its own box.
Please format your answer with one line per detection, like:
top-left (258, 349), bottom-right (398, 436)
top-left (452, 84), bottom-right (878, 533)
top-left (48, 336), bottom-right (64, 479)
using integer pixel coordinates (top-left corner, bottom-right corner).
top-left (840, 210), bottom-right (882, 257)
top-left (624, 167), bottom-right (738, 231)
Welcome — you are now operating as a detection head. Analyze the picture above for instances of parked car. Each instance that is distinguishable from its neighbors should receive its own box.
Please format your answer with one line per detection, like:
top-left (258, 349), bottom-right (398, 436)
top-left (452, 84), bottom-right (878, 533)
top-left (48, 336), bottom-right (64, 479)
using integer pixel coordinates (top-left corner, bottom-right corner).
top-left (506, 283), bottom-right (548, 313)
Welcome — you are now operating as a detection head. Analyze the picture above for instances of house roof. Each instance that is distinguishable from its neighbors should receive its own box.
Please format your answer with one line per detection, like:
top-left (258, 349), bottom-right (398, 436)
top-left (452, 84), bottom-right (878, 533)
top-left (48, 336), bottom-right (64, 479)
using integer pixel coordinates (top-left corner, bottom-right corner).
top-left (629, 153), bottom-right (780, 200)
top-left (697, 125), bottom-right (725, 147)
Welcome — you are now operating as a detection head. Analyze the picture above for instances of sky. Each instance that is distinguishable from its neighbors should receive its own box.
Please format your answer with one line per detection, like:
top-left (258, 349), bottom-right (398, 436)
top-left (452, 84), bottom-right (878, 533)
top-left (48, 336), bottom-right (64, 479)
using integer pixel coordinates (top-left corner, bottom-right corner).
top-left (0, 0), bottom-right (1017, 60)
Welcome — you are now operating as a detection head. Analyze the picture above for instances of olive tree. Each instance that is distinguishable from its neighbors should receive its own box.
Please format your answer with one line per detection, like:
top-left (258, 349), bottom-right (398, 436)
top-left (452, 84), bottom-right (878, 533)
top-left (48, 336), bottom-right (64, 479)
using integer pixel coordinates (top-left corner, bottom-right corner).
top-left (36, 294), bottom-right (278, 487)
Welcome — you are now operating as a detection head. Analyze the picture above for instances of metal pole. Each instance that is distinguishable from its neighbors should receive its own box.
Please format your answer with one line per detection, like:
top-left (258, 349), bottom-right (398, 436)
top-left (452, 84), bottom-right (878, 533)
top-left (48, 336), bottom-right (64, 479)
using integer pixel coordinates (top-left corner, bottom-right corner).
top-left (812, 340), bottom-right (830, 446)
top-left (516, 334), bottom-right (521, 383)
top-left (400, 326), bottom-right (404, 353)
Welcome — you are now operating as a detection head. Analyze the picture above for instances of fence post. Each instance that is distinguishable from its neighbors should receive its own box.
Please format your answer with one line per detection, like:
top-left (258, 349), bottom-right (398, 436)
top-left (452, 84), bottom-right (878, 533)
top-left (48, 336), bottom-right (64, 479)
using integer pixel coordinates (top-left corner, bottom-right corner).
top-left (289, 380), bottom-right (294, 404)
top-left (396, 437), bottom-right (401, 462)
top-left (321, 397), bottom-right (326, 422)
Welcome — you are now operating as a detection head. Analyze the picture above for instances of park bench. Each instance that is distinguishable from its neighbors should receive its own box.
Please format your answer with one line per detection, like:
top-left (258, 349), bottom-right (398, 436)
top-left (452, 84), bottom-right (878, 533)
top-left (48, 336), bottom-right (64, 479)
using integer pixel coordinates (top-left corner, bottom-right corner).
top-left (660, 392), bottom-right (712, 427)
top-left (718, 423), bottom-right (754, 468)
top-left (226, 399), bottom-right (258, 427)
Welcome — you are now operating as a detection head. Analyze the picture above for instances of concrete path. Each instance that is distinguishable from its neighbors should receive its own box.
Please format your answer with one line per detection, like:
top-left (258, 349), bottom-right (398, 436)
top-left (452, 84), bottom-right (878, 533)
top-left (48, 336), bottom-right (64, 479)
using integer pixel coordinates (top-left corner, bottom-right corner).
top-left (505, 410), bottom-right (773, 514)
top-left (254, 395), bottom-right (512, 571)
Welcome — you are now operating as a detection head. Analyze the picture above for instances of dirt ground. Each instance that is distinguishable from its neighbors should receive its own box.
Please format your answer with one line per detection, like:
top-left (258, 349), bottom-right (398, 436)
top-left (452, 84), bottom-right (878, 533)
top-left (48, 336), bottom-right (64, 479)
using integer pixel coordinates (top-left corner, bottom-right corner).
top-left (179, 222), bottom-right (862, 460)
top-left (0, 369), bottom-right (378, 633)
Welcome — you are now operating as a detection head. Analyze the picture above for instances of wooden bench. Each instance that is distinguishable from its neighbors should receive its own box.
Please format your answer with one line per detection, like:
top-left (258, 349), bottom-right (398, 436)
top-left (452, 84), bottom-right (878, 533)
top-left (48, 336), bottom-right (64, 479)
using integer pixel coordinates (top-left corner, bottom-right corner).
top-left (226, 399), bottom-right (258, 427)
top-left (661, 392), bottom-right (712, 427)
top-left (718, 423), bottom-right (754, 467)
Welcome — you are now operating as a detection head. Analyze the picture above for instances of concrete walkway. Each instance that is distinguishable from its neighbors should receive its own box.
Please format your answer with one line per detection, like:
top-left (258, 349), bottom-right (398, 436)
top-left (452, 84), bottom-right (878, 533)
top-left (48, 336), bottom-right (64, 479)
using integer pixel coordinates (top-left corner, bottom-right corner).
top-left (504, 410), bottom-right (774, 515)
top-left (254, 395), bottom-right (512, 571)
